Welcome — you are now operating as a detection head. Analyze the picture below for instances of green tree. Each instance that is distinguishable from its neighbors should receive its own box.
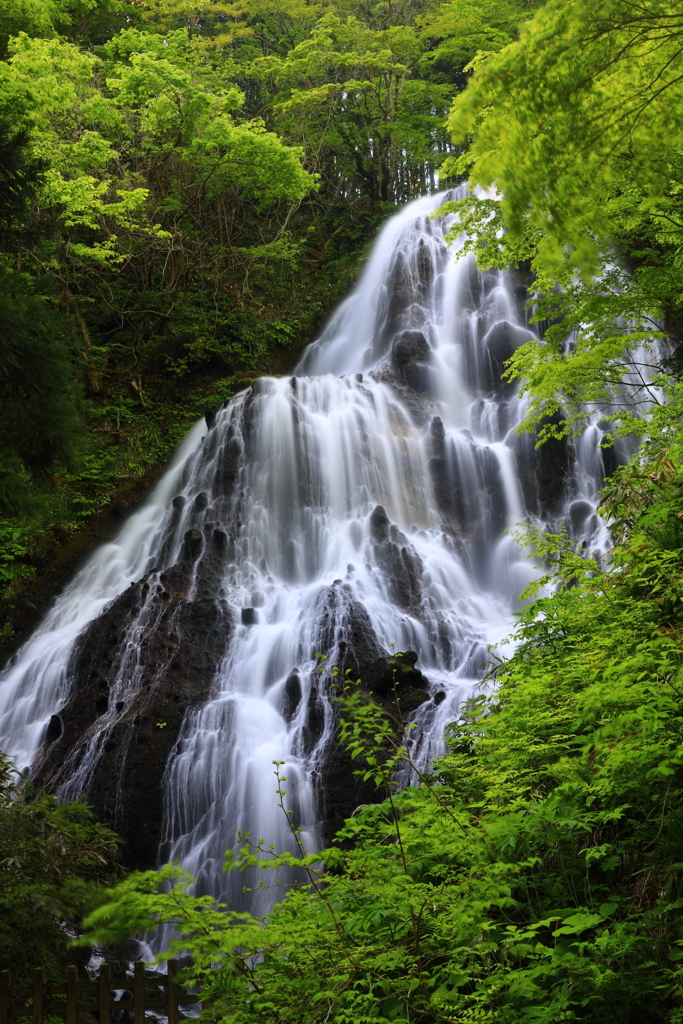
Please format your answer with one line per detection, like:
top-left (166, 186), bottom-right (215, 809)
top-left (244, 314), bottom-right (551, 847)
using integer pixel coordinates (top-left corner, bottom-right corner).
top-left (248, 12), bottom-right (451, 203)
top-left (440, 0), bottom-right (683, 437)
top-left (419, 0), bottom-right (534, 87)
top-left (0, 751), bottom-right (121, 979)
top-left (0, 0), bottom-right (126, 53)
top-left (0, 107), bottom-right (82, 514)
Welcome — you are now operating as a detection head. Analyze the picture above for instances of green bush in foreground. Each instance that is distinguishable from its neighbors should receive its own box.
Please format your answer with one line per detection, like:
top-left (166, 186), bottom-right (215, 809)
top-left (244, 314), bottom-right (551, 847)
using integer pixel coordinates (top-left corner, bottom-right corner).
top-left (0, 754), bottom-right (121, 980)
top-left (77, 385), bottom-right (683, 1022)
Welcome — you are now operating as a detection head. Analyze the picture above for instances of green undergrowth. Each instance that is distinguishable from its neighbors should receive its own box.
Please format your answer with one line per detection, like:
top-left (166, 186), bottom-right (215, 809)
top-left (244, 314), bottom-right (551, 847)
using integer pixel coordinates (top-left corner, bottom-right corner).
top-left (76, 382), bottom-right (683, 1022)
top-left (0, 752), bottom-right (121, 980)
top-left (0, 372), bottom-right (237, 600)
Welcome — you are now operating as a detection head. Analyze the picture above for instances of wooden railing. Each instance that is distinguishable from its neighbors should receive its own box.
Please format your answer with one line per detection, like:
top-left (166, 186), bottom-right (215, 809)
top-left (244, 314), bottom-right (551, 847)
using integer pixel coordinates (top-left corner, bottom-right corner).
top-left (0, 960), bottom-right (201, 1024)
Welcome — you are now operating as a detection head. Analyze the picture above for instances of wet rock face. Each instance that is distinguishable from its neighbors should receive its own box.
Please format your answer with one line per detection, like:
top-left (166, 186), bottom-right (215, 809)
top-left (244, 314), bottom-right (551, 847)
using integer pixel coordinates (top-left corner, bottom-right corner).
top-left (393, 330), bottom-right (429, 368)
top-left (389, 329), bottom-right (434, 395)
top-left (512, 413), bottom-right (573, 517)
top-left (372, 226), bottom-right (448, 365)
top-left (369, 505), bottom-right (423, 610)
top-left (183, 528), bottom-right (204, 559)
top-left (306, 583), bottom-right (433, 842)
top-left (363, 649), bottom-right (430, 706)
top-left (306, 586), bottom-right (386, 841)
top-left (599, 430), bottom-right (630, 479)
top-left (427, 418), bottom-right (507, 548)
top-left (319, 643), bottom-right (430, 841)
top-left (283, 672), bottom-right (302, 722)
top-left (480, 320), bottom-right (535, 395)
top-left (34, 559), bottom-right (233, 869)
top-left (507, 260), bottom-right (536, 317)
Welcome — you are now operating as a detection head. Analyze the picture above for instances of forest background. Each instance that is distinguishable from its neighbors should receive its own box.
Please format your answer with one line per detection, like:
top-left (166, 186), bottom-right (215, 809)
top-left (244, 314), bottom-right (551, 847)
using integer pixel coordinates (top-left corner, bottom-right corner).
top-left (5, 0), bottom-right (683, 1021)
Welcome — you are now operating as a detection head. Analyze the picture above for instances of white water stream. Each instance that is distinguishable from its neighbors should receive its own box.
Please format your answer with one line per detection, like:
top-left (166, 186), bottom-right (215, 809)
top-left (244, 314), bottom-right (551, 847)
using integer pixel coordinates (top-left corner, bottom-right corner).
top-left (0, 189), bottom-right (621, 915)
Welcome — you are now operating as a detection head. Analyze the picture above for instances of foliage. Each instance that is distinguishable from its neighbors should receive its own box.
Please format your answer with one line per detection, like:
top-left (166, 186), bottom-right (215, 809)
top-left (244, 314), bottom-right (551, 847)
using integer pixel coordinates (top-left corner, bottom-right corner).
top-left (75, 383), bottom-right (683, 1021)
top-left (446, 0), bottom-right (683, 277)
top-left (437, 0), bottom-right (683, 439)
top-left (0, 750), bottom-right (121, 980)
top-left (0, 268), bottom-right (83, 515)
top-left (0, 106), bottom-right (83, 515)
top-left (247, 10), bottom-right (451, 203)
top-left (0, 0), bottom-right (121, 54)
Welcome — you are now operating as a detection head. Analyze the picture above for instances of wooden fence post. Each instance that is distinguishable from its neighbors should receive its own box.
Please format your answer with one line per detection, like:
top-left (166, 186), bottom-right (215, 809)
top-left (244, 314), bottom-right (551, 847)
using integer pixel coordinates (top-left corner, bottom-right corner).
top-left (167, 960), bottom-right (179, 1024)
top-left (0, 970), bottom-right (10, 1024)
top-left (0, 959), bottom-right (201, 1024)
top-left (31, 969), bottom-right (44, 1024)
top-left (133, 960), bottom-right (145, 1024)
top-left (99, 963), bottom-right (111, 1024)
top-left (65, 966), bottom-right (77, 1024)
top-left (201, 994), bottom-right (215, 1023)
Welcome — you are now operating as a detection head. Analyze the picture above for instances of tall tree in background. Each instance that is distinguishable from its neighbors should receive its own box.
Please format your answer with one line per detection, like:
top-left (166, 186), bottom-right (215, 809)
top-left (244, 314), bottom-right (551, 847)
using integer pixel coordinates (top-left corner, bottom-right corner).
top-left (0, 106), bottom-right (81, 514)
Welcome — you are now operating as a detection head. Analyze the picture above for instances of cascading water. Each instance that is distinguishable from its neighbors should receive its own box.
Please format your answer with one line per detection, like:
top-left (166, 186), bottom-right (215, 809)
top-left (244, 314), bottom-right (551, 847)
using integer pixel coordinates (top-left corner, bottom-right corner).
top-left (0, 187), bottom-right (620, 917)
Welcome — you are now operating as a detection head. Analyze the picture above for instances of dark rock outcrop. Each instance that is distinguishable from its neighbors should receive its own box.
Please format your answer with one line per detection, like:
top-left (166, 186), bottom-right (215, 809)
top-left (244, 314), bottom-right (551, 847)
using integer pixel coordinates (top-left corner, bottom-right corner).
top-left (183, 528), bottom-right (204, 559)
top-left (507, 260), bottom-right (535, 318)
top-left (512, 413), bottom-right (573, 518)
top-left (427, 418), bottom-right (507, 548)
top-left (393, 329), bottom-right (428, 367)
top-left (364, 649), bottom-right (430, 705)
top-left (480, 320), bottom-right (534, 394)
top-left (46, 714), bottom-right (62, 744)
top-left (283, 672), bottom-right (302, 722)
top-left (304, 583), bottom-right (432, 841)
top-left (368, 505), bottom-right (423, 610)
top-left (390, 329), bottom-right (433, 395)
top-left (34, 559), bottom-right (233, 869)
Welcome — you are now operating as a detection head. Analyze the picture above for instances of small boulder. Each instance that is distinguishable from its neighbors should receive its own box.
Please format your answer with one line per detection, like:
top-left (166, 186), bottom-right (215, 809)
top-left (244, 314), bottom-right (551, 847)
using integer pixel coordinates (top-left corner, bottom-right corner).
top-left (183, 529), bottom-right (203, 560)
top-left (569, 500), bottom-right (593, 534)
top-left (398, 689), bottom-right (430, 714)
top-left (46, 714), bottom-right (62, 744)
top-left (369, 505), bottom-right (390, 542)
top-left (213, 528), bottom-right (228, 551)
top-left (283, 672), bottom-right (302, 721)
top-left (392, 330), bottom-right (428, 367)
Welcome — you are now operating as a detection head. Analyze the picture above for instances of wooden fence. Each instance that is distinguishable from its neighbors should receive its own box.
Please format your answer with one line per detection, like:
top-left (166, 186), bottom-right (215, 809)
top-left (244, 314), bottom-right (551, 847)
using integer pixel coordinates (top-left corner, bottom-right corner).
top-left (0, 960), bottom-right (202, 1024)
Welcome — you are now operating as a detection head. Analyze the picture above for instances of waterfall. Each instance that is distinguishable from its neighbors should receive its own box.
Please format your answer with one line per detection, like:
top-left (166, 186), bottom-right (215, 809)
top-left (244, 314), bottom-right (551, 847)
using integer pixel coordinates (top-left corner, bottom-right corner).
top-left (0, 188), bottom-right (617, 913)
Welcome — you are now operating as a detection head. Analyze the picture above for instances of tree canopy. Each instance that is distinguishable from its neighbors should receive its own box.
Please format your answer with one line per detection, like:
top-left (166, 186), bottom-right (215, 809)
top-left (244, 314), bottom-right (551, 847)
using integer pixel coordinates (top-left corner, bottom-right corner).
top-left (441, 0), bottom-right (683, 437)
